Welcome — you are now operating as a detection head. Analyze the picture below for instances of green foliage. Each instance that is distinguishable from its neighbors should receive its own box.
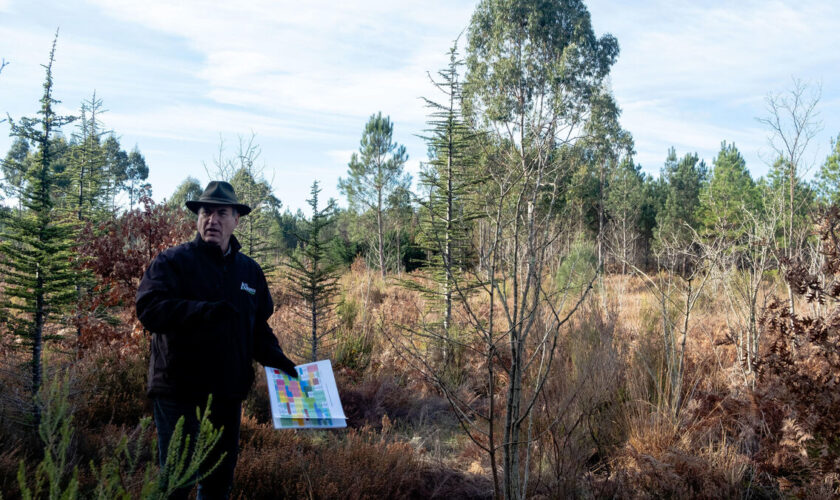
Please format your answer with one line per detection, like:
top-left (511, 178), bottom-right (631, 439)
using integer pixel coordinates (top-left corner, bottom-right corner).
top-left (333, 330), bottom-right (372, 372)
top-left (655, 148), bottom-right (708, 250)
top-left (570, 87), bottom-right (634, 238)
top-left (410, 42), bottom-right (483, 358)
top-left (88, 418), bottom-right (156, 500)
top-left (765, 156), bottom-right (817, 232)
top-left (206, 135), bottom-right (284, 271)
top-left (464, 0), bottom-right (618, 127)
top-left (62, 92), bottom-right (109, 221)
top-left (604, 157), bottom-right (646, 269)
top-left (338, 112), bottom-right (410, 214)
top-left (230, 165), bottom-right (283, 271)
top-left (0, 34), bottom-right (78, 418)
top-left (697, 141), bottom-right (758, 237)
top-left (285, 181), bottom-right (341, 362)
top-left (153, 398), bottom-right (226, 498)
top-left (816, 133), bottom-right (840, 204)
top-left (556, 236), bottom-right (598, 294)
top-left (1, 137), bottom-right (33, 198)
top-left (167, 176), bottom-right (203, 210)
top-left (338, 112), bottom-right (411, 276)
top-left (17, 370), bottom-right (79, 500)
top-left (15, 368), bottom-right (225, 499)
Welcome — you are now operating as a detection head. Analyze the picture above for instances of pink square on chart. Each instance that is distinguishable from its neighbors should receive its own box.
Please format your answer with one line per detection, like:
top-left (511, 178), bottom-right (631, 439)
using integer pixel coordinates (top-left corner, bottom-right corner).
top-left (308, 366), bottom-right (317, 373)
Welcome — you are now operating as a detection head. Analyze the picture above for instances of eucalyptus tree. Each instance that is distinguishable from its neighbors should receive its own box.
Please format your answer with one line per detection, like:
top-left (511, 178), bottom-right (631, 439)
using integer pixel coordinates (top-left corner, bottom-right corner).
top-left (168, 176), bottom-right (203, 210)
top-left (604, 157), bottom-right (646, 273)
top-left (460, 0), bottom-right (619, 496)
top-left (1, 137), bottom-right (32, 201)
top-left (577, 87), bottom-right (633, 271)
top-left (124, 146), bottom-right (148, 210)
top-left (0, 35), bottom-right (76, 425)
top-left (100, 135), bottom-right (128, 211)
top-left (338, 112), bottom-right (410, 278)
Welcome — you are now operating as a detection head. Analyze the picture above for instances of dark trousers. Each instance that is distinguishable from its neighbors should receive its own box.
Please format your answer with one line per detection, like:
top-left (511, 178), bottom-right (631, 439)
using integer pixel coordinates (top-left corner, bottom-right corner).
top-left (153, 395), bottom-right (242, 500)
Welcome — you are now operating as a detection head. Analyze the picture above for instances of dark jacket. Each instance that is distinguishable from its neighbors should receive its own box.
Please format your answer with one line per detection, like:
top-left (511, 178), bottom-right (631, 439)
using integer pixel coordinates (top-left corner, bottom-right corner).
top-left (136, 233), bottom-right (290, 401)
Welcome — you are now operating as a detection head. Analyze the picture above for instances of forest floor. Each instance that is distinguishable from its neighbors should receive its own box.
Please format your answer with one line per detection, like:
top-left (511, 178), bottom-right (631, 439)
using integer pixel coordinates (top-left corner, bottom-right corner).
top-left (0, 266), bottom-right (837, 498)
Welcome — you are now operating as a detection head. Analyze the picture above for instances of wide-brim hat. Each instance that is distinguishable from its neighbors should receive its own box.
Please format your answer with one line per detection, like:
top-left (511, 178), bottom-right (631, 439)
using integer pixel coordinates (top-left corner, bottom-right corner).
top-left (185, 181), bottom-right (252, 215)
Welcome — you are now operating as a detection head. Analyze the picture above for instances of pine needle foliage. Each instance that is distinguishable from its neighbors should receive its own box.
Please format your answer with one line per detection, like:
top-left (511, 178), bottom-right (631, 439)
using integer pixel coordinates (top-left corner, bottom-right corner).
top-left (285, 181), bottom-right (341, 362)
top-left (153, 398), bottom-right (226, 498)
top-left (338, 113), bottom-right (411, 277)
top-left (16, 369), bottom-right (79, 500)
top-left (408, 43), bottom-right (483, 366)
top-left (0, 33), bottom-right (77, 425)
top-left (64, 92), bottom-right (109, 223)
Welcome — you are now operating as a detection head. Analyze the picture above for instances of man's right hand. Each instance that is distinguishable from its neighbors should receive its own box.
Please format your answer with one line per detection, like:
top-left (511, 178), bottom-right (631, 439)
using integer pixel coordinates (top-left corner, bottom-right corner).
top-left (277, 355), bottom-right (299, 379)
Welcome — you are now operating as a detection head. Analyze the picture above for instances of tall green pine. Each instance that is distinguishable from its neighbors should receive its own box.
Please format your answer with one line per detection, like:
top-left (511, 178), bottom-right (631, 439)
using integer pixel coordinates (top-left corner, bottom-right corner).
top-left (0, 34), bottom-right (77, 425)
top-left (338, 112), bottom-right (410, 278)
top-left (411, 43), bottom-right (482, 366)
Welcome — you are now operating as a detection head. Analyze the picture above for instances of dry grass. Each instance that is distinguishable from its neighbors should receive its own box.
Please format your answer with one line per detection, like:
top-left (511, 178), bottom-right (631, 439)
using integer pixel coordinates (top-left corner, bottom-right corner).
top-left (3, 261), bottom-right (839, 498)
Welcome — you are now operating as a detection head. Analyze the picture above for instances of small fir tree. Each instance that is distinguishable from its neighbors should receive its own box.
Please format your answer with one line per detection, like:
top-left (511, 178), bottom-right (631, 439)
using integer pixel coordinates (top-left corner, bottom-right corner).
top-left (285, 181), bottom-right (340, 362)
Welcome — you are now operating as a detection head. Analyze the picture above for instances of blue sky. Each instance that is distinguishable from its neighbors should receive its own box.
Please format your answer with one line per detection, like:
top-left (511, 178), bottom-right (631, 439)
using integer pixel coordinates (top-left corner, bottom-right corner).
top-left (2, 0), bottom-right (839, 212)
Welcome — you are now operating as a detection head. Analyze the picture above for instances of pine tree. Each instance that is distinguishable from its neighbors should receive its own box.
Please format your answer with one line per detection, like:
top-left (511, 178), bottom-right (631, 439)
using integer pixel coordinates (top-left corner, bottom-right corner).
top-left (410, 43), bottom-right (482, 366)
top-left (816, 133), bottom-right (840, 205)
top-left (698, 141), bottom-right (758, 238)
top-left (0, 34), bottom-right (77, 425)
top-left (338, 112), bottom-right (410, 278)
top-left (656, 148), bottom-right (707, 247)
top-left (285, 181), bottom-right (340, 362)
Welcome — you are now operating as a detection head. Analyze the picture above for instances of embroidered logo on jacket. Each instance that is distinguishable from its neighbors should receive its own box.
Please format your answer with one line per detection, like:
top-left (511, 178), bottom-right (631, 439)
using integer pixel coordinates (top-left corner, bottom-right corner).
top-left (240, 282), bottom-right (256, 295)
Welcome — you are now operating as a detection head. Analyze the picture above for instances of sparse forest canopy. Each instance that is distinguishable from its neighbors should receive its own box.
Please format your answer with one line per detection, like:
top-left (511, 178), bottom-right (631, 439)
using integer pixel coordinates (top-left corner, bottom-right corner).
top-left (2, 3), bottom-right (840, 498)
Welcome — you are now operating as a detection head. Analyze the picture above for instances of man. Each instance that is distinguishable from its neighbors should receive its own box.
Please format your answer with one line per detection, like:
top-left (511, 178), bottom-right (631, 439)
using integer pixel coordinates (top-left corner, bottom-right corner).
top-left (136, 181), bottom-right (298, 499)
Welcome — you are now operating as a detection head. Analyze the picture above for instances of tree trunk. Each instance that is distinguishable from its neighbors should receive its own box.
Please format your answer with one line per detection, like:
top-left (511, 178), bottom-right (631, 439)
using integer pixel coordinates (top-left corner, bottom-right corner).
top-left (33, 264), bottom-right (44, 427)
top-left (377, 185), bottom-right (385, 279)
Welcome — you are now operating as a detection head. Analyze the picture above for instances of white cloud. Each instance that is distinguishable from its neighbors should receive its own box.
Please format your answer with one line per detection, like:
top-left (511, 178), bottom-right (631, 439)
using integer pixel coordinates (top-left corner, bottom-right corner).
top-left (585, 0), bottom-right (840, 175)
top-left (326, 150), bottom-right (355, 165)
top-left (85, 0), bottom-right (474, 125)
top-left (4, 0), bottom-right (840, 208)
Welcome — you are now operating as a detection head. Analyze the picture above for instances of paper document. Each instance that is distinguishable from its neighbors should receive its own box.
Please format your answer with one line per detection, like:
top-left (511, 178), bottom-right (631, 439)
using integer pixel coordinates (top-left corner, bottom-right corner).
top-left (265, 360), bottom-right (347, 429)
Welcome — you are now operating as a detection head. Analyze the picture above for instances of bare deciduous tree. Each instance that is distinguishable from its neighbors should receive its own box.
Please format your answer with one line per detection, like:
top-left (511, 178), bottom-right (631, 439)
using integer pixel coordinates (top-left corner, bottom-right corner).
top-left (757, 78), bottom-right (822, 321)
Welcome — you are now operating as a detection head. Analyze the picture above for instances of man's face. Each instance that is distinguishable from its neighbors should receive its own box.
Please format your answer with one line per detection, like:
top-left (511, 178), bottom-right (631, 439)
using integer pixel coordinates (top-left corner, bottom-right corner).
top-left (197, 205), bottom-right (239, 251)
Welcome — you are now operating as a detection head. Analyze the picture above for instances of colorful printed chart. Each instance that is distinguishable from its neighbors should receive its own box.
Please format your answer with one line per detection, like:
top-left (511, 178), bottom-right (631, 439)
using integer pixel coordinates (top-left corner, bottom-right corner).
top-left (265, 360), bottom-right (347, 429)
